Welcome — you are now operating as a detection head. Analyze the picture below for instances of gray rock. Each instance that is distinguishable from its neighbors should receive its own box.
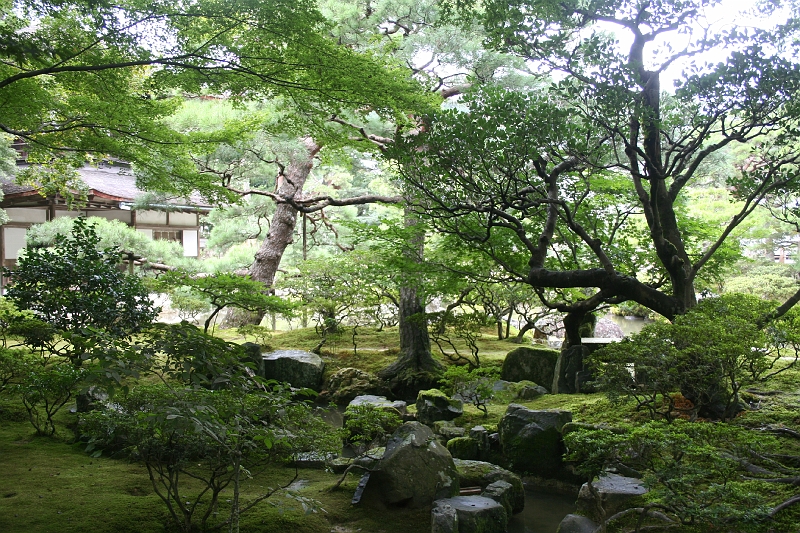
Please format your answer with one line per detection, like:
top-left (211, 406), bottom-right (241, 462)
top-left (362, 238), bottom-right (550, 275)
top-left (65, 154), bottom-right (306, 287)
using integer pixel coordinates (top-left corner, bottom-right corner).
top-left (361, 422), bottom-right (460, 509)
top-left (501, 346), bottom-right (559, 390)
top-left (492, 380), bottom-right (514, 392)
top-left (517, 383), bottom-right (549, 400)
top-left (435, 421), bottom-right (466, 441)
top-left (454, 459), bottom-right (525, 514)
top-left (348, 394), bottom-right (407, 414)
top-left (321, 367), bottom-right (390, 405)
top-left (353, 447), bottom-right (385, 471)
top-left (432, 496), bottom-right (507, 533)
top-left (468, 426), bottom-right (490, 461)
top-left (416, 389), bottom-right (463, 425)
top-left (576, 473), bottom-right (648, 523)
top-left (431, 500), bottom-right (459, 533)
top-left (262, 349), bottom-right (325, 391)
top-left (498, 404), bottom-right (572, 477)
top-left (557, 514), bottom-right (598, 533)
top-left (481, 480), bottom-right (515, 517)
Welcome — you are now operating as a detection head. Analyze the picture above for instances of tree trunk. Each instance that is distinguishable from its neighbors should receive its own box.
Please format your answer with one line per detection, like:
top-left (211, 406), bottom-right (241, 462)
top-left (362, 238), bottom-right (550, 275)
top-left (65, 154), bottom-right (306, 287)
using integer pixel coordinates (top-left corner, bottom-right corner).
top-left (249, 138), bottom-right (321, 288)
top-left (552, 310), bottom-right (595, 394)
top-left (227, 138), bottom-right (320, 327)
top-left (377, 206), bottom-right (441, 401)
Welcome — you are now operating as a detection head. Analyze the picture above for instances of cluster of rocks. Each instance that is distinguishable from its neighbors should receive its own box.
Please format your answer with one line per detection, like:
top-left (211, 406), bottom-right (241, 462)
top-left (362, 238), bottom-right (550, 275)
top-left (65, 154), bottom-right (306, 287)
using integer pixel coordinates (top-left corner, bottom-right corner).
top-left (255, 346), bottom-right (647, 533)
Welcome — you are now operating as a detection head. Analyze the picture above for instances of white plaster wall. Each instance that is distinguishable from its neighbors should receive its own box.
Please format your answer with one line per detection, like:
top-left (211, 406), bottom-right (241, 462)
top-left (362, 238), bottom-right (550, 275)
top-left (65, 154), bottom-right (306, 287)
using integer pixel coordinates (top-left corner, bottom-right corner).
top-left (54, 210), bottom-right (82, 218)
top-left (85, 210), bottom-right (132, 223)
top-left (4, 227), bottom-right (28, 259)
top-left (182, 229), bottom-right (198, 257)
top-left (136, 211), bottom-right (167, 224)
top-left (4, 208), bottom-right (47, 223)
top-left (137, 228), bottom-right (153, 239)
top-left (169, 212), bottom-right (197, 226)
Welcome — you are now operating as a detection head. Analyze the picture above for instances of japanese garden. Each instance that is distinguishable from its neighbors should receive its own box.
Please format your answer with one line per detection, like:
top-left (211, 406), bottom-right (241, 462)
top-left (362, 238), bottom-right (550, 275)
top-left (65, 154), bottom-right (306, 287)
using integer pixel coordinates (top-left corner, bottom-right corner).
top-left (2, 0), bottom-right (800, 532)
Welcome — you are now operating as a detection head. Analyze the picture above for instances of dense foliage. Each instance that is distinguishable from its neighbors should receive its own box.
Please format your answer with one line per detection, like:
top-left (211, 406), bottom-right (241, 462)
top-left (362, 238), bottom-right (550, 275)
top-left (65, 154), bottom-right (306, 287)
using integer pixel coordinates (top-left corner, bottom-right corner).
top-left (591, 294), bottom-right (800, 420)
top-left (565, 421), bottom-right (800, 532)
top-left (393, 0), bottom-right (800, 337)
top-left (4, 218), bottom-right (158, 339)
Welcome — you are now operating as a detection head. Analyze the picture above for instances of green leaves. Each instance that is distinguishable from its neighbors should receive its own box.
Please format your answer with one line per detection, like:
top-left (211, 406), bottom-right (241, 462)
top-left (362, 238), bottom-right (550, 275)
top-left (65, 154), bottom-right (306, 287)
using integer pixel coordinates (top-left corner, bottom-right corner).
top-left (4, 218), bottom-right (159, 340)
top-left (591, 293), bottom-right (800, 421)
top-left (564, 420), bottom-right (782, 531)
top-left (152, 270), bottom-right (295, 334)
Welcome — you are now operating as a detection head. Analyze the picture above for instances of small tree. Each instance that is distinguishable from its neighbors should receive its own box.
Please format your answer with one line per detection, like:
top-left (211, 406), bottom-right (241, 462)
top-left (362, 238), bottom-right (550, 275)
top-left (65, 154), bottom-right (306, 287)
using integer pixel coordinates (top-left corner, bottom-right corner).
top-left (18, 361), bottom-right (85, 435)
top-left (439, 365), bottom-right (498, 417)
top-left (152, 271), bottom-right (294, 334)
top-left (4, 218), bottom-right (159, 343)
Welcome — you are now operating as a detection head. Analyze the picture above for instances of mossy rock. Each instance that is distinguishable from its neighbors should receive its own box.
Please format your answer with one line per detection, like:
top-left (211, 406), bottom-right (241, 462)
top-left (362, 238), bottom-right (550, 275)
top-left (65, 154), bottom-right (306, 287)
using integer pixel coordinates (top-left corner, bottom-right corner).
top-left (416, 388), bottom-right (463, 425)
top-left (501, 346), bottom-right (559, 391)
top-left (453, 459), bottom-right (526, 514)
top-left (447, 436), bottom-right (480, 460)
top-left (498, 404), bottom-right (572, 477)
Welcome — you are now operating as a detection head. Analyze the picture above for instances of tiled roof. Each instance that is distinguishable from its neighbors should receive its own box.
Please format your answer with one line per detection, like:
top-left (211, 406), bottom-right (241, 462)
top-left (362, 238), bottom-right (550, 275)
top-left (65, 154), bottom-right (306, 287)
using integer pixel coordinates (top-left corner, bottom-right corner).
top-left (1, 163), bottom-right (210, 208)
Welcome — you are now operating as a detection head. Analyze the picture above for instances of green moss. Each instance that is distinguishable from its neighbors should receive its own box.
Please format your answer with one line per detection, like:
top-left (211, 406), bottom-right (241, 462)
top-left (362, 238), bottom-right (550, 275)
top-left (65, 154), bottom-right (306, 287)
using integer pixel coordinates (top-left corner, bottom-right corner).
top-left (418, 387), bottom-right (449, 400)
top-left (446, 436), bottom-right (479, 460)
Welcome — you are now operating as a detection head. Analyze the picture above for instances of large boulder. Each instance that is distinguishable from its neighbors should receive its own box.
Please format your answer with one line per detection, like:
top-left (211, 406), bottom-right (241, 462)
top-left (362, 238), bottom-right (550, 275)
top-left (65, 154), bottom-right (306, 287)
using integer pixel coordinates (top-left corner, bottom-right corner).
top-left (261, 349), bottom-right (325, 391)
top-left (320, 367), bottom-right (390, 405)
top-left (453, 459), bottom-right (525, 514)
top-left (501, 346), bottom-right (559, 391)
top-left (416, 389), bottom-right (463, 426)
top-left (576, 473), bottom-right (648, 523)
top-left (431, 496), bottom-right (507, 533)
top-left (557, 514), bottom-right (599, 533)
top-left (361, 422), bottom-right (460, 509)
top-left (498, 404), bottom-right (572, 477)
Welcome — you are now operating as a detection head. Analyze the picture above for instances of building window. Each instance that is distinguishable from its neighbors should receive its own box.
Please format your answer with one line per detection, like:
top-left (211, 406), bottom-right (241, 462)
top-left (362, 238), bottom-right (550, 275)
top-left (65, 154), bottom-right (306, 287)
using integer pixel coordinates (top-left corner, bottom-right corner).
top-left (152, 230), bottom-right (183, 243)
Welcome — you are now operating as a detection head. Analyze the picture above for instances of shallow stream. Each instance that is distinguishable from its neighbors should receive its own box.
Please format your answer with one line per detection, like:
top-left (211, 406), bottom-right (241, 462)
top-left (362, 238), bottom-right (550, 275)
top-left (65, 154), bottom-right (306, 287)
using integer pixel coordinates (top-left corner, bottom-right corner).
top-left (507, 490), bottom-right (577, 533)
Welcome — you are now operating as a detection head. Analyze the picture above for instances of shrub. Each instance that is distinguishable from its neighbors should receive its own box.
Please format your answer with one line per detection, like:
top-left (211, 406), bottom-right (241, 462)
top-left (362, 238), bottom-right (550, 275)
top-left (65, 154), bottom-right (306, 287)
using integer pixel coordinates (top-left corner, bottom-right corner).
top-left (343, 403), bottom-right (402, 455)
top-left (82, 381), bottom-right (339, 533)
top-left (564, 421), bottom-right (799, 532)
top-left (18, 361), bottom-right (85, 435)
top-left (439, 365), bottom-right (498, 417)
top-left (591, 294), bottom-right (800, 420)
top-left (4, 218), bottom-right (159, 339)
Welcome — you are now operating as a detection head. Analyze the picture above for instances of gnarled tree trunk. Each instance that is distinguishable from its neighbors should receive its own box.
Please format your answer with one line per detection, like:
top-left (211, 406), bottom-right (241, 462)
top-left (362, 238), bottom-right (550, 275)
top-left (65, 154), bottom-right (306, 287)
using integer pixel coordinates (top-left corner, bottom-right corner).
top-left (249, 138), bottom-right (321, 288)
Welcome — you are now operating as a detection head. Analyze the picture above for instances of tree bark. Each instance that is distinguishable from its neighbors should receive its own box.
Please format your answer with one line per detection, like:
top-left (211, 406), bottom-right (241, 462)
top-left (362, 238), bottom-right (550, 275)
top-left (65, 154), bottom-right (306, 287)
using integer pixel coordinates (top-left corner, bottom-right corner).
top-left (377, 206), bottom-right (441, 401)
top-left (224, 138), bottom-right (321, 327)
top-left (249, 138), bottom-right (321, 288)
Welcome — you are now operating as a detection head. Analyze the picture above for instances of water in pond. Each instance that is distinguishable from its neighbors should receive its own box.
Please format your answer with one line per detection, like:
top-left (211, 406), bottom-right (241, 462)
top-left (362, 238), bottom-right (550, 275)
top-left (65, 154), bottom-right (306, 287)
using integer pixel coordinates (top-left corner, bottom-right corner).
top-left (507, 490), bottom-right (578, 533)
top-left (603, 313), bottom-right (652, 337)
